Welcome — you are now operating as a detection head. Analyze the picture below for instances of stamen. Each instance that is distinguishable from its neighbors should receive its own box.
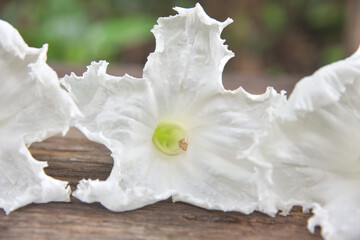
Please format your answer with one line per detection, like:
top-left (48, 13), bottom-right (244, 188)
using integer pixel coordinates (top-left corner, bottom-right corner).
top-left (178, 138), bottom-right (188, 151)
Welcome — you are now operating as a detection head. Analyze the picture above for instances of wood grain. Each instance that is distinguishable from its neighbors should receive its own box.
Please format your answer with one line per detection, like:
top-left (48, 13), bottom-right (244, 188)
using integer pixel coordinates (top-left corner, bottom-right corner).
top-left (0, 65), bottom-right (322, 239)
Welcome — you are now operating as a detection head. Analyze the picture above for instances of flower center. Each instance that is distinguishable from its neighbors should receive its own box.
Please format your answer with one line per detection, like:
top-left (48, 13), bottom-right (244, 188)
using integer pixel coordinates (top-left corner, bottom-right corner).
top-left (152, 121), bottom-right (188, 155)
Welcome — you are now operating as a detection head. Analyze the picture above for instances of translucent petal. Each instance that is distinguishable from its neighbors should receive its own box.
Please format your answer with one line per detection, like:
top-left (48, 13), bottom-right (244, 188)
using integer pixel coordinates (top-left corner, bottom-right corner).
top-left (307, 176), bottom-right (360, 240)
top-left (61, 61), bottom-right (158, 151)
top-left (63, 5), bottom-right (285, 215)
top-left (62, 61), bottom-right (168, 211)
top-left (143, 3), bottom-right (234, 117)
top-left (171, 87), bottom-right (285, 214)
top-left (0, 20), bottom-right (80, 213)
top-left (253, 49), bottom-right (360, 239)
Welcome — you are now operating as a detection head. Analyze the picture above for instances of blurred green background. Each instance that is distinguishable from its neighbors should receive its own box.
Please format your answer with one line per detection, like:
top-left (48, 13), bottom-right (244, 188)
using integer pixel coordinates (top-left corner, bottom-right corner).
top-left (0, 0), bottom-right (353, 75)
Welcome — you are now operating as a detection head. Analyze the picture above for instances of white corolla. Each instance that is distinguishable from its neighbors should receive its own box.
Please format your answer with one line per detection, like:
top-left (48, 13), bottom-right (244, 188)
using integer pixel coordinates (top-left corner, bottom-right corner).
top-left (62, 4), bottom-right (285, 214)
top-left (252, 49), bottom-right (360, 240)
top-left (0, 20), bottom-right (80, 214)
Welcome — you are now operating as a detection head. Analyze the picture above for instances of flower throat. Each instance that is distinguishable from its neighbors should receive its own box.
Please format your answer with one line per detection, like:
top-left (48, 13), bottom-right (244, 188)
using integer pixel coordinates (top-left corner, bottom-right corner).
top-left (152, 121), bottom-right (188, 155)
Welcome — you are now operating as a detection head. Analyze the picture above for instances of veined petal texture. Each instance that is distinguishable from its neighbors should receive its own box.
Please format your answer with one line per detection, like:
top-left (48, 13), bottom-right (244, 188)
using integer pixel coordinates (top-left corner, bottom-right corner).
top-left (62, 4), bottom-right (285, 215)
top-left (252, 49), bottom-right (360, 240)
top-left (0, 20), bottom-right (80, 214)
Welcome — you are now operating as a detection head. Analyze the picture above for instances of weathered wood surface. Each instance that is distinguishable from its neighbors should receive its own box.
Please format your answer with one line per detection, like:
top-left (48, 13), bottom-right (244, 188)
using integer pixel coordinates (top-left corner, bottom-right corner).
top-left (0, 64), bottom-right (322, 239)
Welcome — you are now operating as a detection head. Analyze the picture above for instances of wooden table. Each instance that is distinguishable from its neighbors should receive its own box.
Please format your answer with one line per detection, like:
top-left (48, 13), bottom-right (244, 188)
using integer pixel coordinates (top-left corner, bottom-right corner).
top-left (0, 64), bottom-right (322, 239)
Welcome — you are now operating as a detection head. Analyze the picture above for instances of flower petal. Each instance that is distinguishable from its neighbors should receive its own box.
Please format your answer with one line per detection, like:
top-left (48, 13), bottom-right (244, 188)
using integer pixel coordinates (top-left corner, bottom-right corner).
top-left (62, 61), bottom-right (172, 211)
top-left (143, 3), bottom-right (234, 117)
top-left (0, 20), bottom-right (79, 213)
top-left (0, 143), bottom-right (70, 214)
top-left (61, 61), bottom-right (158, 150)
top-left (65, 65), bottom-right (285, 213)
top-left (253, 48), bottom-right (360, 239)
top-left (171, 87), bottom-right (285, 215)
top-left (64, 4), bottom-right (285, 215)
top-left (307, 176), bottom-right (360, 240)
top-left (64, 63), bottom-right (285, 215)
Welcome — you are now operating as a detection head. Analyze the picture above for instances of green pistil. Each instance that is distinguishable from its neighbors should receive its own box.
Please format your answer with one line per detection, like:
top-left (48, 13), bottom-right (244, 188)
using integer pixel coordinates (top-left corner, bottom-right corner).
top-left (152, 121), bottom-right (188, 155)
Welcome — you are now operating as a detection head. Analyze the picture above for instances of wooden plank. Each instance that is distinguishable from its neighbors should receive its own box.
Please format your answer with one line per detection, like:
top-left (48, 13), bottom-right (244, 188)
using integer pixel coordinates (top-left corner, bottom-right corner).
top-left (0, 65), bottom-right (321, 239)
top-left (1, 129), bottom-right (321, 240)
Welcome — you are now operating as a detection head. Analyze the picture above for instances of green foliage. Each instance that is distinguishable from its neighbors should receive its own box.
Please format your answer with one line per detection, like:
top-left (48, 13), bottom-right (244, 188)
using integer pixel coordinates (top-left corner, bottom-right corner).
top-left (320, 44), bottom-right (345, 65)
top-left (85, 16), bottom-right (155, 61)
top-left (0, 0), bottom-right (347, 73)
top-left (1, 0), bottom-right (156, 63)
top-left (304, 1), bottom-right (345, 31)
top-left (260, 2), bottom-right (287, 32)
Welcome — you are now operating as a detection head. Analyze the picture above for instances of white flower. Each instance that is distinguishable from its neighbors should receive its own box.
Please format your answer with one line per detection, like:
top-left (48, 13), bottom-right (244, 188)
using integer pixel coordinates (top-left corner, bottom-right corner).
top-left (62, 4), bottom-right (285, 214)
top-left (251, 49), bottom-right (360, 240)
top-left (0, 20), bottom-right (80, 214)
